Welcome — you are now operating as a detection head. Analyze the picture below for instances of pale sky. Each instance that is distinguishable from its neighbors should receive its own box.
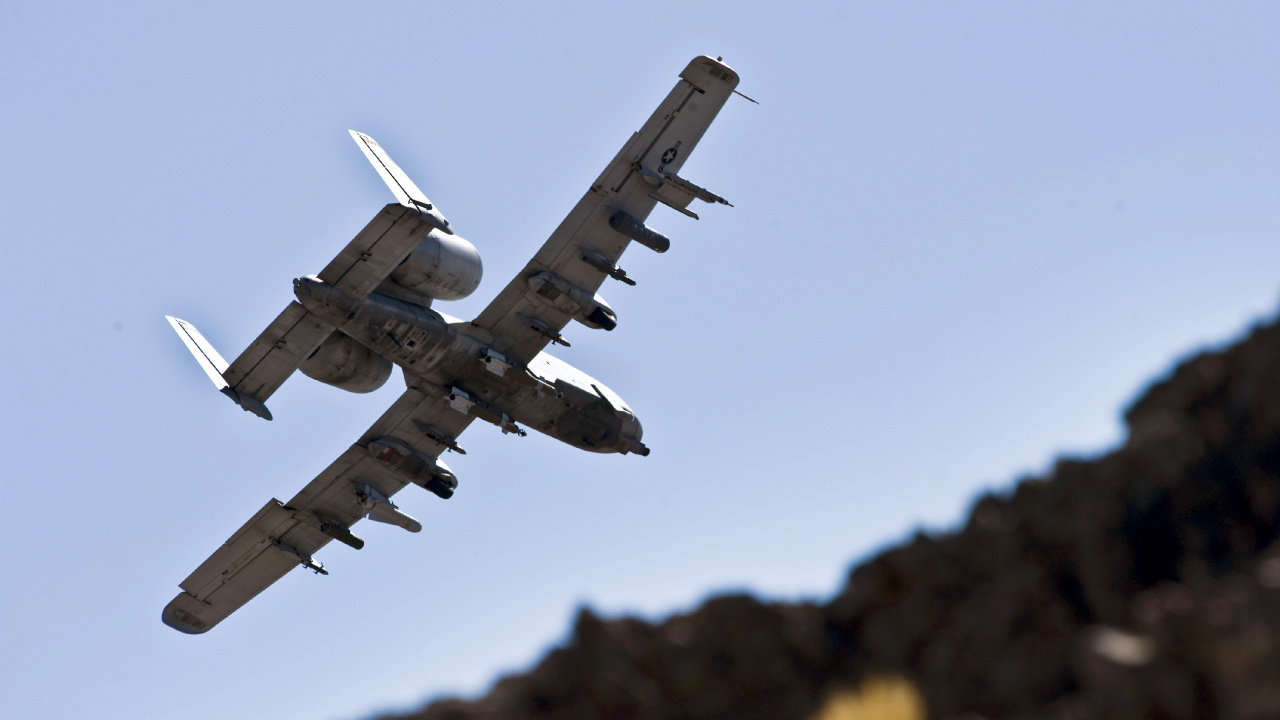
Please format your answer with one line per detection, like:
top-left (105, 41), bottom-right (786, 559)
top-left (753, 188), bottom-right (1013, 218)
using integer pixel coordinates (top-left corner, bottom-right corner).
top-left (3, 2), bottom-right (1279, 719)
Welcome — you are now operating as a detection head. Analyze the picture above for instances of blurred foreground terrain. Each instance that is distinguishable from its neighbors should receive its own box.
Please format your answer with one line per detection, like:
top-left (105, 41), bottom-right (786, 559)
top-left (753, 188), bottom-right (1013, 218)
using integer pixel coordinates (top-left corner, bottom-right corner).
top-left (381, 317), bottom-right (1280, 720)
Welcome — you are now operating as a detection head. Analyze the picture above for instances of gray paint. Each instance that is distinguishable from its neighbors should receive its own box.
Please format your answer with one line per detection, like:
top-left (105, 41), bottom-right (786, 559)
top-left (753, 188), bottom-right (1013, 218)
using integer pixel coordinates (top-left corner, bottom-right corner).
top-left (162, 56), bottom-right (738, 634)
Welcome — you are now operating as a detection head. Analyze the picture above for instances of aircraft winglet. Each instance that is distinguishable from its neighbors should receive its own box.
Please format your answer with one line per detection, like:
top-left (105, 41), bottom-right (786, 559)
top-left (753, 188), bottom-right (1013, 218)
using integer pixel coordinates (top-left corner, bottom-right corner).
top-left (348, 130), bottom-right (453, 235)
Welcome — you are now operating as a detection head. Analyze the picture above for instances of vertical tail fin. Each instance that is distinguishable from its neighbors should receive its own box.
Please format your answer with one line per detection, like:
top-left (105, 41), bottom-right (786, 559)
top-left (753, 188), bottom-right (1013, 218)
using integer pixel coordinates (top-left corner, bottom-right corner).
top-left (165, 316), bottom-right (273, 420)
top-left (166, 316), bottom-right (230, 389)
top-left (348, 130), bottom-right (453, 235)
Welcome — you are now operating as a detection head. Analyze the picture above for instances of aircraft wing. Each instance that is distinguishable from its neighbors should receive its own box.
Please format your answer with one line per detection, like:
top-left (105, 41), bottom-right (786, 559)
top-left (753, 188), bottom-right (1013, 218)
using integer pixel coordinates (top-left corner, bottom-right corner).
top-left (210, 204), bottom-right (438, 417)
top-left (162, 380), bottom-right (474, 634)
top-left (470, 56), bottom-right (739, 364)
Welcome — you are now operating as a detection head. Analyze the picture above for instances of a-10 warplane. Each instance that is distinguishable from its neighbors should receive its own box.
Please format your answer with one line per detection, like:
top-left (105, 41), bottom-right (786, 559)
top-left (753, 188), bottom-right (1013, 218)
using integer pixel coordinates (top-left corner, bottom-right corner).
top-left (161, 56), bottom-right (742, 633)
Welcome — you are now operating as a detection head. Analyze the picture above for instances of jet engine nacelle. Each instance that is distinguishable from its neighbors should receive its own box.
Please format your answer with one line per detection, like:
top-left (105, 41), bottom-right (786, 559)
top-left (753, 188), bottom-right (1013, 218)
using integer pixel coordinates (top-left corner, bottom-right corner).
top-left (299, 331), bottom-right (392, 393)
top-left (379, 229), bottom-right (483, 305)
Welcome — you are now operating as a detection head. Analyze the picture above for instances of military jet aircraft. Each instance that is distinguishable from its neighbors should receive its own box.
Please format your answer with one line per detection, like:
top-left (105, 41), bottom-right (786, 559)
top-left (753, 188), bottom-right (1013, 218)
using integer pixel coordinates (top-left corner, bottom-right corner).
top-left (161, 56), bottom-right (742, 634)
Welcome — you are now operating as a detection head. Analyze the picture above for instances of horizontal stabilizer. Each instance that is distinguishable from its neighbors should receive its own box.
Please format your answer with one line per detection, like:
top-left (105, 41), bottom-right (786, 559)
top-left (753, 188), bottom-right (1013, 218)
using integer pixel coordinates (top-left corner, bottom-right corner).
top-left (349, 130), bottom-right (453, 234)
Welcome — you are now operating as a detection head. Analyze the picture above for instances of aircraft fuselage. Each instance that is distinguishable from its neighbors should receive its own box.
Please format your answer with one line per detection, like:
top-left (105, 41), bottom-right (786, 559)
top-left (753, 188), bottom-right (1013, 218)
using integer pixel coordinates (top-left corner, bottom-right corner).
top-left (293, 275), bottom-right (646, 455)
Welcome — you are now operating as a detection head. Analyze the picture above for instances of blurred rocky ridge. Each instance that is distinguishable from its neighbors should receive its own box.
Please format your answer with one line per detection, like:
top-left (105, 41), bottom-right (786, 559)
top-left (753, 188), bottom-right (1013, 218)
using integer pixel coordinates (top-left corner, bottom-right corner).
top-left (381, 317), bottom-right (1280, 720)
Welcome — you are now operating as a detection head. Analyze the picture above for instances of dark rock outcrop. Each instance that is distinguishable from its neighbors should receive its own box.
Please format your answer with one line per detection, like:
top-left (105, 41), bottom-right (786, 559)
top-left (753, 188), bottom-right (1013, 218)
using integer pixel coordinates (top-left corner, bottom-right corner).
top-left (383, 317), bottom-right (1280, 720)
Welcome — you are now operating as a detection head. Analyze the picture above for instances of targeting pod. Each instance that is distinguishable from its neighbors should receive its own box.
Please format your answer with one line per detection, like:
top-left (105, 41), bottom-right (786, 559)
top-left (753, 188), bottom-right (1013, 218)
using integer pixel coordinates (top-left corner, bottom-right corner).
top-left (413, 420), bottom-right (467, 454)
top-left (518, 312), bottom-right (570, 347)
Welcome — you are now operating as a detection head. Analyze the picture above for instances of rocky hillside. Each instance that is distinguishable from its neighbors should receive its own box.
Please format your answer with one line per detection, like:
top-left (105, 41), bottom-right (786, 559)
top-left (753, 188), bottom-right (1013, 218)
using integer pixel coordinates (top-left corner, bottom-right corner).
top-left (381, 317), bottom-right (1280, 720)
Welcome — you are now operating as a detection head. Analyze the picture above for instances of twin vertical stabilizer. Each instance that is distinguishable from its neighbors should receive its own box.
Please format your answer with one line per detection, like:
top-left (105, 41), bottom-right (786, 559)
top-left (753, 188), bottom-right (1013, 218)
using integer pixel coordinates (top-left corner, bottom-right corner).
top-left (348, 130), bottom-right (453, 235)
top-left (165, 315), bottom-right (274, 420)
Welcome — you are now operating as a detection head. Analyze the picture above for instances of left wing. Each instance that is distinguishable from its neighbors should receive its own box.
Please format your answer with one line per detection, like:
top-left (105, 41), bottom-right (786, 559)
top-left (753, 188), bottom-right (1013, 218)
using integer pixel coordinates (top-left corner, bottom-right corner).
top-left (470, 56), bottom-right (740, 364)
top-left (162, 380), bottom-right (474, 634)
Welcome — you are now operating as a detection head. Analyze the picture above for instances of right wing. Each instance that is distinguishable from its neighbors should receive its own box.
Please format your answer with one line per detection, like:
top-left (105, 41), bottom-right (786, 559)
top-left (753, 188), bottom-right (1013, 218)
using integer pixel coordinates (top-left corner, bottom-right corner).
top-left (470, 56), bottom-right (740, 365)
top-left (162, 378), bottom-right (475, 634)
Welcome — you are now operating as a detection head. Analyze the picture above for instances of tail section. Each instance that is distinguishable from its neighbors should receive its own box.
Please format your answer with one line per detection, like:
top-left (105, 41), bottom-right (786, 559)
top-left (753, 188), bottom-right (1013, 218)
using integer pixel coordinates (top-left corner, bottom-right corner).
top-left (167, 133), bottom-right (451, 423)
top-left (348, 130), bottom-right (453, 235)
top-left (166, 316), bottom-right (229, 389)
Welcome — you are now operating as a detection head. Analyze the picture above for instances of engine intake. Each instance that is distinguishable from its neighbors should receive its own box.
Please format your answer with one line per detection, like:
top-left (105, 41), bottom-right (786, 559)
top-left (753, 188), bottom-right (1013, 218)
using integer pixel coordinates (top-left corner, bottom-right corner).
top-left (379, 229), bottom-right (483, 305)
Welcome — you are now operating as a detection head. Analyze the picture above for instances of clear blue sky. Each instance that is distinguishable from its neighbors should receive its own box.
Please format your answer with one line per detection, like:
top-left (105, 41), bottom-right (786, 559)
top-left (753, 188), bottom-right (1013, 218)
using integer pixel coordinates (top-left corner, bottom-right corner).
top-left (3, 2), bottom-right (1278, 718)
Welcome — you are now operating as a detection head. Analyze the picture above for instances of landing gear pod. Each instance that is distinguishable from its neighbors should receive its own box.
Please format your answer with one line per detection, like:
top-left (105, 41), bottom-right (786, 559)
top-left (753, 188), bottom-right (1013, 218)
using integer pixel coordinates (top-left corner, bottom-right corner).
top-left (367, 436), bottom-right (458, 499)
top-left (527, 272), bottom-right (618, 331)
top-left (581, 294), bottom-right (618, 331)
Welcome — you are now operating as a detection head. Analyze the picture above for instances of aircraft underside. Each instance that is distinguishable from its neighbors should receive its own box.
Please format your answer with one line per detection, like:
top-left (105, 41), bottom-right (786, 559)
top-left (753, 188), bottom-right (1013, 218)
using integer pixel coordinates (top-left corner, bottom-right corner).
top-left (161, 55), bottom-right (741, 634)
top-left (293, 275), bottom-right (645, 455)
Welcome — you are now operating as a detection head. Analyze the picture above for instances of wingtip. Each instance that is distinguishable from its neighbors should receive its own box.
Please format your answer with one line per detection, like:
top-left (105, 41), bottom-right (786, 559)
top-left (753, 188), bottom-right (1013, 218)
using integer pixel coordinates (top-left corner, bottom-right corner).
top-left (162, 595), bottom-right (214, 635)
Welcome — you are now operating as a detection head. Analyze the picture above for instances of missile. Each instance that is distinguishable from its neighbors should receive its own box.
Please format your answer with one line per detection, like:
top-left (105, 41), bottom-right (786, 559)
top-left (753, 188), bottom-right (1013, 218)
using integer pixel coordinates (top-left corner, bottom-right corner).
top-left (413, 420), bottom-right (466, 454)
top-left (518, 312), bottom-right (570, 347)
top-left (314, 513), bottom-right (365, 550)
top-left (579, 247), bottom-right (636, 286)
top-left (273, 540), bottom-right (328, 575)
top-left (658, 169), bottom-right (733, 207)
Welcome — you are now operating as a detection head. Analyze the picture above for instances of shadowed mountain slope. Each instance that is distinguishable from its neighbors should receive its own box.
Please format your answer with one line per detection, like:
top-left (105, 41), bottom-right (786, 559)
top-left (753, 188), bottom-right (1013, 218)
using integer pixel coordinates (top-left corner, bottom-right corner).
top-left (380, 315), bottom-right (1280, 720)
